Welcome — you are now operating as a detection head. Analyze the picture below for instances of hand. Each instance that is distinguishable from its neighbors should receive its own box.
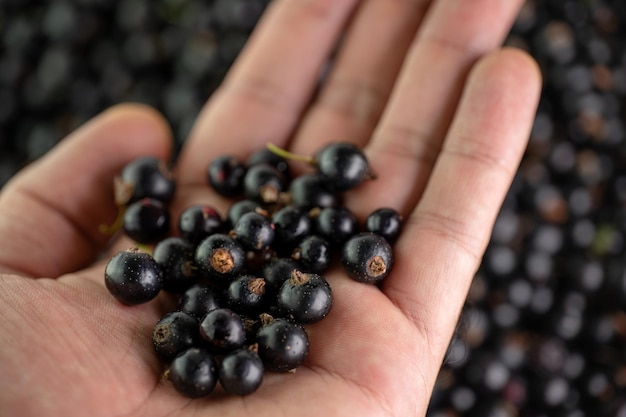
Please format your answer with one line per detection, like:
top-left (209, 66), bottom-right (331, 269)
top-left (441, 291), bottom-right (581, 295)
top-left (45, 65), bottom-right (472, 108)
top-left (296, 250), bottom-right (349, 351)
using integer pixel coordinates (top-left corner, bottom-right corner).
top-left (0, 1), bottom-right (540, 416)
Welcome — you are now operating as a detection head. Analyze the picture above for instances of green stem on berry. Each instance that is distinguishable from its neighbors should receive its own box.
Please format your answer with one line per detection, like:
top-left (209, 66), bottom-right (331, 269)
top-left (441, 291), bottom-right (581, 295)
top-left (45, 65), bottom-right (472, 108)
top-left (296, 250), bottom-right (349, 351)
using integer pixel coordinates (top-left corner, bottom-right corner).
top-left (266, 143), bottom-right (316, 165)
top-left (98, 205), bottom-right (127, 236)
top-left (136, 243), bottom-right (154, 255)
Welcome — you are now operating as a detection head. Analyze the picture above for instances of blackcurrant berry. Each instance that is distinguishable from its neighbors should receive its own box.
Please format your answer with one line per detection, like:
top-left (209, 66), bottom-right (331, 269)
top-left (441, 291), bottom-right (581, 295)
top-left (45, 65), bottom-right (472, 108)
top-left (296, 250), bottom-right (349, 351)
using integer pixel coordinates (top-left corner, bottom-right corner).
top-left (117, 156), bottom-right (176, 205)
top-left (277, 270), bottom-right (333, 323)
top-left (315, 142), bottom-right (373, 191)
top-left (226, 199), bottom-right (263, 228)
top-left (292, 235), bottom-right (331, 273)
top-left (177, 205), bottom-right (223, 245)
top-left (167, 348), bottom-right (218, 398)
top-left (152, 311), bottom-right (200, 361)
top-left (226, 275), bottom-right (267, 315)
top-left (260, 257), bottom-right (302, 295)
top-left (218, 347), bottom-right (264, 396)
top-left (232, 211), bottom-right (275, 251)
top-left (207, 155), bottom-right (246, 197)
top-left (272, 205), bottom-right (312, 253)
top-left (256, 316), bottom-right (309, 372)
top-left (341, 232), bottom-right (393, 284)
top-left (195, 234), bottom-right (245, 281)
top-left (289, 174), bottom-right (341, 209)
top-left (153, 237), bottom-right (197, 293)
top-left (199, 308), bottom-right (246, 353)
top-left (178, 284), bottom-right (221, 321)
top-left (365, 207), bottom-right (403, 243)
top-left (104, 249), bottom-right (162, 305)
top-left (243, 163), bottom-right (287, 204)
top-left (247, 148), bottom-right (291, 179)
top-left (122, 198), bottom-right (171, 244)
top-left (313, 206), bottom-right (358, 247)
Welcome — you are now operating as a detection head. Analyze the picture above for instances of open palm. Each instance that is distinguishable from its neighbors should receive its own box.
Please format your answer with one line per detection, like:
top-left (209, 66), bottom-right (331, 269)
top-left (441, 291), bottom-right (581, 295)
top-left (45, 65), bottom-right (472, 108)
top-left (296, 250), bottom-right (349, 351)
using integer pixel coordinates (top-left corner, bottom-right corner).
top-left (0, 1), bottom-right (540, 416)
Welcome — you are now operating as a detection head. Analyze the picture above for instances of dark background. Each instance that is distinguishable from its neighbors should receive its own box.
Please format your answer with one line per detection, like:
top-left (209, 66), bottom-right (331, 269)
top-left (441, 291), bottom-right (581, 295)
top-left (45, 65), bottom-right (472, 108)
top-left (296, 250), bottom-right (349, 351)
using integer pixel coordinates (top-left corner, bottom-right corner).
top-left (1, 1), bottom-right (626, 415)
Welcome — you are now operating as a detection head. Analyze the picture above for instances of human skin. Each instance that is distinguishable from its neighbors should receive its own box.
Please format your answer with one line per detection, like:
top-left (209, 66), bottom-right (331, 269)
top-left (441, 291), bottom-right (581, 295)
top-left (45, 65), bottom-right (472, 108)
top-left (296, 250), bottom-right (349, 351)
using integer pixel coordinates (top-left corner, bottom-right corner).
top-left (0, 0), bottom-right (541, 416)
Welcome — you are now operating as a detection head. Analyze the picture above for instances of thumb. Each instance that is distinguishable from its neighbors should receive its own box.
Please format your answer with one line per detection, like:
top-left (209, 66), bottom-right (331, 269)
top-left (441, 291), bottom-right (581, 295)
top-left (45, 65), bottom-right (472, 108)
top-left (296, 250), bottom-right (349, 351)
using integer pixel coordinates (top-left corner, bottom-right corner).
top-left (0, 103), bottom-right (172, 277)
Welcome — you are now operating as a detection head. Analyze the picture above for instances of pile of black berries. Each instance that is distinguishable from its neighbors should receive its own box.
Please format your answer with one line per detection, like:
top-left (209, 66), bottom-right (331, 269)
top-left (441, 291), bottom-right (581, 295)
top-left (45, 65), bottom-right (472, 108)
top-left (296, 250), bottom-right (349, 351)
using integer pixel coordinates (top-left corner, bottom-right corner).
top-left (103, 141), bottom-right (402, 398)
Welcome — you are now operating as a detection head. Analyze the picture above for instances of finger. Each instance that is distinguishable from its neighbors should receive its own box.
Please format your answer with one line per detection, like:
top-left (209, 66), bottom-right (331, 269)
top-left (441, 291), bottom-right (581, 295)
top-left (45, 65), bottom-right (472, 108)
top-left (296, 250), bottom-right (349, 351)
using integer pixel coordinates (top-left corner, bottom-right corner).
top-left (177, 0), bottom-right (362, 188)
top-left (288, 0), bottom-right (431, 155)
top-left (0, 104), bottom-right (172, 277)
top-left (348, 0), bottom-right (527, 218)
top-left (383, 48), bottom-right (541, 373)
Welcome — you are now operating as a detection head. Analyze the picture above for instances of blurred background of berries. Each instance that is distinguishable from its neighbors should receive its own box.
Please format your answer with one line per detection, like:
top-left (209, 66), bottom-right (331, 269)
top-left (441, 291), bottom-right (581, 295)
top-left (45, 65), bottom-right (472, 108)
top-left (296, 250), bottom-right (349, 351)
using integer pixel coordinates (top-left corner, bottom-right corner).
top-left (1, 0), bottom-right (626, 415)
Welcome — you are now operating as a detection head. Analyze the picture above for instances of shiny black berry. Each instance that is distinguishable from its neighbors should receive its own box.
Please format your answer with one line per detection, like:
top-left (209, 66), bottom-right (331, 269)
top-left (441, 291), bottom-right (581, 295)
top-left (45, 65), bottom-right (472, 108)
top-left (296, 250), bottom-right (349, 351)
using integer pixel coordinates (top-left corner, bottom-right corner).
top-left (178, 284), bottom-right (221, 321)
top-left (365, 208), bottom-right (403, 243)
top-left (256, 316), bottom-right (309, 372)
top-left (315, 142), bottom-right (373, 191)
top-left (152, 311), bottom-right (200, 361)
top-left (177, 205), bottom-right (223, 245)
top-left (218, 347), bottom-right (264, 396)
top-left (199, 308), bottom-right (246, 353)
top-left (122, 198), bottom-right (171, 244)
top-left (313, 206), bottom-right (358, 247)
top-left (195, 234), bottom-right (245, 281)
top-left (243, 163), bottom-right (286, 204)
top-left (226, 199), bottom-right (263, 228)
top-left (232, 211), bottom-right (275, 251)
top-left (341, 232), bottom-right (393, 284)
top-left (226, 275), bottom-right (267, 315)
top-left (260, 257), bottom-right (302, 295)
top-left (272, 206), bottom-right (312, 253)
top-left (207, 155), bottom-right (246, 197)
top-left (104, 249), bottom-right (162, 305)
top-left (292, 235), bottom-right (331, 273)
top-left (167, 348), bottom-right (218, 398)
top-left (153, 237), bottom-right (197, 293)
top-left (117, 156), bottom-right (176, 205)
top-left (289, 174), bottom-right (341, 209)
top-left (277, 270), bottom-right (333, 324)
top-left (247, 148), bottom-right (291, 179)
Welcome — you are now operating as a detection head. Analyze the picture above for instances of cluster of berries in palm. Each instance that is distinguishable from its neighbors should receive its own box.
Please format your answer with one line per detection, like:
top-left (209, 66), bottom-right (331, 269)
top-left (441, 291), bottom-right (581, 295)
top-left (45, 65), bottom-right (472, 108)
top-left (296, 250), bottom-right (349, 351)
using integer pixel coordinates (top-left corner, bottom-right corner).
top-left (103, 142), bottom-right (402, 398)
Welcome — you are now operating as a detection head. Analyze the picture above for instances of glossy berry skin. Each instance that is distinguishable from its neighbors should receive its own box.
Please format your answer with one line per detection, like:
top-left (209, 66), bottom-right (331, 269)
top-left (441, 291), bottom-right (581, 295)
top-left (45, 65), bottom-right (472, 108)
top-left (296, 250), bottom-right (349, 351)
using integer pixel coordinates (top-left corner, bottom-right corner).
top-left (207, 155), bottom-right (247, 197)
top-left (314, 206), bottom-right (358, 247)
top-left (272, 206), bottom-right (312, 253)
top-left (247, 148), bottom-right (291, 179)
top-left (260, 258), bottom-right (302, 295)
top-left (118, 156), bottom-right (176, 205)
top-left (178, 284), bottom-right (221, 321)
top-left (168, 348), bottom-right (218, 398)
top-left (243, 163), bottom-right (287, 204)
top-left (200, 308), bottom-right (246, 353)
top-left (365, 208), bottom-right (402, 243)
top-left (153, 237), bottom-right (197, 293)
top-left (104, 249), bottom-right (162, 305)
top-left (277, 270), bottom-right (333, 324)
top-left (177, 205), bottom-right (223, 245)
top-left (152, 311), bottom-right (200, 361)
top-left (218, 348), bottom-right (264, 396)
top-left (256, 317), bottom-right (309, 372)
top-left (292, 235), bottom-right (331, 273)
top-left (122, 198), bottom-right (171, 244)
top-left (233, 211), bottom-right (275, 251)
top-left (289, 174), bottom-right (341, 209)
top-left (341, 232), bottom-right (393, 284)
top-left (195, 234), bottom-right (245, 281)
top-left (226, 275), bottom-right (267, 315)
top-left (226, 199), bottom-right (263, 228)
top-left (315, 142), bottom-right (371, 191)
